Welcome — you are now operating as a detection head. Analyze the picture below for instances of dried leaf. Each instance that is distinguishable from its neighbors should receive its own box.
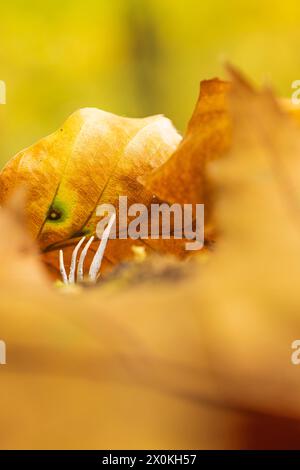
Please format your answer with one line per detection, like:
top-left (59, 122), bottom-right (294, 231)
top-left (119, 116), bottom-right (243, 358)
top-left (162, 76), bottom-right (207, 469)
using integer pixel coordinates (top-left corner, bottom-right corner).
top-left (145, 78), bottom-right (231, 240)
top-left (0, 109), bottom-right (181, 277)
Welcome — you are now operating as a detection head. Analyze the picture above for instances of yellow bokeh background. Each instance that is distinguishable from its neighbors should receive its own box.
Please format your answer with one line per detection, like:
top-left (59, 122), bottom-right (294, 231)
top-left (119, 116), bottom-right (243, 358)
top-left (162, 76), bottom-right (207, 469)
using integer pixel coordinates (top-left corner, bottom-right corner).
top-left (0, 0), bottom-right (300, 166)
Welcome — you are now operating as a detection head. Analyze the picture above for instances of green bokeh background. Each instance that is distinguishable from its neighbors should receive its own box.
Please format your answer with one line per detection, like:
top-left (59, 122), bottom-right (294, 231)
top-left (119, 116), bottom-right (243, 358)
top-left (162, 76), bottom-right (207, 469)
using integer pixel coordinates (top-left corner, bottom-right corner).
top-left (0, 0), bottom-right (299, 167)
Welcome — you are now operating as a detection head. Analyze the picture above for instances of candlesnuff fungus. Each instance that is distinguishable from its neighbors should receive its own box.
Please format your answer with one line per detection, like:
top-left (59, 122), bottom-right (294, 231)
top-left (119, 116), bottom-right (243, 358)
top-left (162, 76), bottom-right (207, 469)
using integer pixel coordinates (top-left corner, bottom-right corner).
top-left (60, 213), bottom-right (116, 285)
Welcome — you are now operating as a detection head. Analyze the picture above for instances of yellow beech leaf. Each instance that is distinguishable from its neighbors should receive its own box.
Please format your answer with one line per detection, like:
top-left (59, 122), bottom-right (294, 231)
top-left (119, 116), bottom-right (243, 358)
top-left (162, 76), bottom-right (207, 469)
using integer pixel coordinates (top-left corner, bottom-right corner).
top-left (0, 109), bottom-right (182, 278)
